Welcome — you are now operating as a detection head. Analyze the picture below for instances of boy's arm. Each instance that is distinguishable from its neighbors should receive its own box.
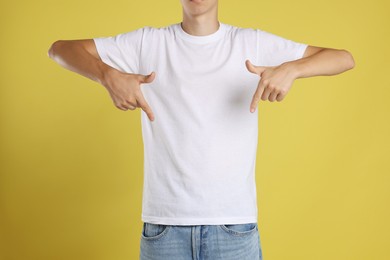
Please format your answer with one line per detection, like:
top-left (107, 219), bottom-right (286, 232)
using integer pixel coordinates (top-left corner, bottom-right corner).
top-left (288, 47), bottom-right (355, 79)
top-left (47, 39), bottom-right (156, 120)
top-left (47, 39), bottom-right (115, 88)
top-left (246, 44), bottom-right (355, 109)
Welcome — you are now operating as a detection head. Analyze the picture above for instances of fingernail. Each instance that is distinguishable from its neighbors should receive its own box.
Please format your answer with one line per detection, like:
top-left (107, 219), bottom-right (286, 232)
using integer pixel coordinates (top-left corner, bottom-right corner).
top-left (250, 108), bottom-right (255, 113)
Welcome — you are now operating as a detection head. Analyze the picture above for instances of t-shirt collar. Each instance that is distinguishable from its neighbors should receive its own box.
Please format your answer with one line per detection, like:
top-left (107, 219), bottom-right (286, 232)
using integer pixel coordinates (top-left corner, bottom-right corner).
top-left (174, 21), bottom-right (227, 44)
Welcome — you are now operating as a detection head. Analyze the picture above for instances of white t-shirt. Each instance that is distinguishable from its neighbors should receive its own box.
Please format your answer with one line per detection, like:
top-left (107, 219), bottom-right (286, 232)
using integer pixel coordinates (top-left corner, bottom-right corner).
top-left (93, 21), bottom-right (308, 225)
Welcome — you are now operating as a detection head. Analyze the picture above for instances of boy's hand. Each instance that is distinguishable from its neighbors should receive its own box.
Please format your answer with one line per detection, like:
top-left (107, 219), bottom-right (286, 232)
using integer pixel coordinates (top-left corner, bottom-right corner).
top-left (245, 59), bottom-right (297, 113)
top-left (102, 69), bottom-right (156, 121)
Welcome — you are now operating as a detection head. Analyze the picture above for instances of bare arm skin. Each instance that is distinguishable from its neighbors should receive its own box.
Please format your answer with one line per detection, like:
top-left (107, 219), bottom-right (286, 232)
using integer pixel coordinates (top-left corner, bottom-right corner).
top-left (47, 39), bottom-right (109, 85)
top-left (289, 47), bottom-right (355, 78)
top-left (246, 46), bottom-right (355, 111)
top-left (47, 40), bottom-right (156, 121)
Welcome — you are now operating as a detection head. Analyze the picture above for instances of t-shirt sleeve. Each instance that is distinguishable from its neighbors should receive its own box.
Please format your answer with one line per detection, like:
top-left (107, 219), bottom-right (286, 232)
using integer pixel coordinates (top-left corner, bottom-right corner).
top-left (93, 27), bottom-right (145, 74)
top-left (256, 29), bottom-right (308, 66)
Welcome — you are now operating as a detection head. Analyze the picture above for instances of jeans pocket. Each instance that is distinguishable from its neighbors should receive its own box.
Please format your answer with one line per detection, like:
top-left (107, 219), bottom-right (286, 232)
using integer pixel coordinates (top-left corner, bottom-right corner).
top-left (141, 222), bottom-right (171, 241)
top-left (220, 222), bottom-right (258, 237)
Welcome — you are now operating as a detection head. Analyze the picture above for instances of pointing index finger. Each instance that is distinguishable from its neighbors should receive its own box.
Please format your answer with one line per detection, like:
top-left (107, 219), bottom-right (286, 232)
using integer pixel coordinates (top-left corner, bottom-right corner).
top-left (250, 78), bottom-right (266, 112)
top-left (136, 92), bottom-right (155, 121)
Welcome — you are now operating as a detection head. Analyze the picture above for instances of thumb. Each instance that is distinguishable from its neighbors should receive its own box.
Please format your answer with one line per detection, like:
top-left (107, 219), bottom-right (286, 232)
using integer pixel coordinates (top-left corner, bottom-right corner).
top-left (245, 60), bottom-right (267, 76)
top-left (139, 71), bottom-right (156, 84)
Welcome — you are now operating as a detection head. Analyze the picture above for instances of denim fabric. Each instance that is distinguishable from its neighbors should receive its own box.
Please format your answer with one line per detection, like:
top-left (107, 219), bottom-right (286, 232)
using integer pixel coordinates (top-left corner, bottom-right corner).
top-left (140, 222), bottom-right (263, 260)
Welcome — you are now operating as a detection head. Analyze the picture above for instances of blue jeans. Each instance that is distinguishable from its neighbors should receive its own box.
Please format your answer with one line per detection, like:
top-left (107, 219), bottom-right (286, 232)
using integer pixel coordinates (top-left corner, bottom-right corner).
top-left (140, 222), bottom-right (263, 260)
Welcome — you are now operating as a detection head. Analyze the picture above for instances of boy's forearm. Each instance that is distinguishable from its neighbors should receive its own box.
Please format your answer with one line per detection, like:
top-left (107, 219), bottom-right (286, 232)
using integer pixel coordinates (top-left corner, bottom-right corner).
top-left (284, 49), bottom-right (355, 79)
top-left (48, 41), bottom-right (113, 87)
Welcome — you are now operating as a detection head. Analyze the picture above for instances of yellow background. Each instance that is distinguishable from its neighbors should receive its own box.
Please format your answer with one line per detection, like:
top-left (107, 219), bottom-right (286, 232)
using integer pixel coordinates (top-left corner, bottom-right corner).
top-left (1, 0), bottom-right (389, 259)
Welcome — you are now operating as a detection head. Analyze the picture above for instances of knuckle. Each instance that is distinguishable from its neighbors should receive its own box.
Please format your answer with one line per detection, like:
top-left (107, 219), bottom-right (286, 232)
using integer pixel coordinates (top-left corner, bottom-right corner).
top-left (268, 83), bottom-right (276, 89)
top-left (136, 98), bottom-right (145, 106)
top-left (135, 92), bottom-right (145, 101)
top-left (126, 98), bottom-right (136, 105)
top-left (125, 95), bottom-right (134, 102)
top-left (262, 79), bottom-right (269, 85)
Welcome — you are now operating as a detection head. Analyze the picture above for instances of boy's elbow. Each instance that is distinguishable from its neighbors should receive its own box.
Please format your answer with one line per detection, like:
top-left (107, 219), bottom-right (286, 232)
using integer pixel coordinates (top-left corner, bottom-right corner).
top-left (48, 40), bottom-right (63, 58)
top-left (343, 49), bottom-right (355, 69)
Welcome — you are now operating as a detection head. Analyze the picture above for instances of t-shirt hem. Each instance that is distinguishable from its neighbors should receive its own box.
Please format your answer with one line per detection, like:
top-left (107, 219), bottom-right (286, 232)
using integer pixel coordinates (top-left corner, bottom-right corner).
top-left (141, 215), bottom-right (258, 225)
top-left (295, 43), bottom-right (309, 60)
top-left (93, 38), bottom-right (110, 65)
